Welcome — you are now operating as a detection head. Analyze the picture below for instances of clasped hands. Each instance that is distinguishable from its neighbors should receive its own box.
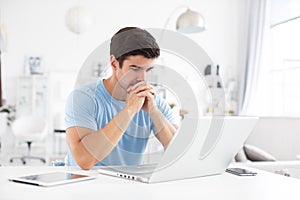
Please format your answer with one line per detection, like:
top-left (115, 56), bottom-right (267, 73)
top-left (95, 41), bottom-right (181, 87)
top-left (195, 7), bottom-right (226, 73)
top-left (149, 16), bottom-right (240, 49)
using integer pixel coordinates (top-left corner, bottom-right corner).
top-left (125, 81), bottom-right (156, 115)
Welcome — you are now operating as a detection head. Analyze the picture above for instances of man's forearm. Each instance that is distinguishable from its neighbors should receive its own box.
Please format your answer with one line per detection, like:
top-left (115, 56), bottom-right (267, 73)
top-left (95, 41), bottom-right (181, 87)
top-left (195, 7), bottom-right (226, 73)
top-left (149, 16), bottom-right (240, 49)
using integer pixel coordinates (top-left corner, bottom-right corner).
top-left (80, 107), bottom-right (135, 164)
top-left (149, 107), bottom-right (177, 149)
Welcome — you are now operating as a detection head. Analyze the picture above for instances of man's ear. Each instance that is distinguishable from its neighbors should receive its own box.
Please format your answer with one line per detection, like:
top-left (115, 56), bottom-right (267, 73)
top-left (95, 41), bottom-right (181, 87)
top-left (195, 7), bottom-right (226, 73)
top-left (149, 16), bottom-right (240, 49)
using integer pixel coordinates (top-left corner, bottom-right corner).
top-left (110, 55), bottom-right (119, 71)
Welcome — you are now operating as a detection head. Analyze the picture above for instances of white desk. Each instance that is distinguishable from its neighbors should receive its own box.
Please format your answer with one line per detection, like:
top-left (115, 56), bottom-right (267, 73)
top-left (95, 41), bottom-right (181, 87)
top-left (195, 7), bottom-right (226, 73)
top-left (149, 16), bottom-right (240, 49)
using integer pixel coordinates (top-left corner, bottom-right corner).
top-left (1, 165), bottom-right (300, 200)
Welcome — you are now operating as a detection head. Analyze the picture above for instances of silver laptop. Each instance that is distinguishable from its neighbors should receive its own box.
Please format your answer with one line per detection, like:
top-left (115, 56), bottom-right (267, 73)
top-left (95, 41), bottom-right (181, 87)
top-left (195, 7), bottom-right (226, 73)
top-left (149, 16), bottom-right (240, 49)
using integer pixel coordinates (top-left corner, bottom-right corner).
top-left (98, 116), bottom-right (258, 183)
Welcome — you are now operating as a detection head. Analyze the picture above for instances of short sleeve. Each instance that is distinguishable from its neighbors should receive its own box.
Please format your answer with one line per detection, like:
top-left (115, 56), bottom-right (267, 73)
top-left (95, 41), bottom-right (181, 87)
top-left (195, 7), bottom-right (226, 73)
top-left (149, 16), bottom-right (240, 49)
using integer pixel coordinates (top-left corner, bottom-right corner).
top-left (65, 90), bottom-right (98, 130)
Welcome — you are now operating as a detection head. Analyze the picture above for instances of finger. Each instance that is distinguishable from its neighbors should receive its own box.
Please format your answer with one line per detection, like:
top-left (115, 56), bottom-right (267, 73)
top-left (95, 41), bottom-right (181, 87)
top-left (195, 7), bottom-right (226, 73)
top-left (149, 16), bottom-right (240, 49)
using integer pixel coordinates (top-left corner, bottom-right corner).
top-left (134, 85), bottom-right (153, 94)
top-left (149, 88), bottom-right (155, 95)
top-left (136, 90), bottom-right (149, 97)
top-left (127, 83), bottom-right (142, 93)
top-left (142, 88), bottom-right (155, 96)
top-left (130, 81), bottom-right (146, 91)
top-left (127, 86), bottom-right (132, 93)
top-left (137, 89), bottom-right (155, 97)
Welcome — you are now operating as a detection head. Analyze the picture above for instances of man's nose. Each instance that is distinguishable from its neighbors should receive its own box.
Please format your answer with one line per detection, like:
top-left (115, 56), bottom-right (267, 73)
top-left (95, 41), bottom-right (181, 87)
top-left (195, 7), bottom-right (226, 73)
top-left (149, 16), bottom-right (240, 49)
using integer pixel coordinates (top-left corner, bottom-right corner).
top-left (138, 70), bottom-right (147, 81)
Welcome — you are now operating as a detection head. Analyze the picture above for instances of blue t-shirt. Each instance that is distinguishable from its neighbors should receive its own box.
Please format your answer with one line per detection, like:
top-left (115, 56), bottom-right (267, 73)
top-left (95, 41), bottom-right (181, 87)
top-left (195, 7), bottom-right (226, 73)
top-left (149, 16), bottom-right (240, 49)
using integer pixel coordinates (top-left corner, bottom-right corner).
top-left (65, 80), bottom-right (175, 167)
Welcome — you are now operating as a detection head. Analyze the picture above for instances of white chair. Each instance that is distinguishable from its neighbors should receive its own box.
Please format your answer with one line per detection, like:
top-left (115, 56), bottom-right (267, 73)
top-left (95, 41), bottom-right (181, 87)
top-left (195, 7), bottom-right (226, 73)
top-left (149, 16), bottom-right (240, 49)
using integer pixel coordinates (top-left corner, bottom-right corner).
top-left (10, 115), bottom-right (48, 165)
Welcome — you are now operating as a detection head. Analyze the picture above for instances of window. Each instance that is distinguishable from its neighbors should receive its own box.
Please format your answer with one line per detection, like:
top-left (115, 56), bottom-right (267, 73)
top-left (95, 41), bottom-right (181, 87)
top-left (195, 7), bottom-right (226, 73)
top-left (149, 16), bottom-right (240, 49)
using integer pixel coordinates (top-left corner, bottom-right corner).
top-left (265, 17), bottom-right (300, 116)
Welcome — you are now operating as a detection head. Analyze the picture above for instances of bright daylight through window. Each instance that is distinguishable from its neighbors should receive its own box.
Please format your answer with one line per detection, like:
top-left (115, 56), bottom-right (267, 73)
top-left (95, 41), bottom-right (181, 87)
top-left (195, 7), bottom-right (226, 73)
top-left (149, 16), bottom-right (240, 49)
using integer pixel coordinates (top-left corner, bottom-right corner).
top-left (266, 17), bottom-right (300, 116)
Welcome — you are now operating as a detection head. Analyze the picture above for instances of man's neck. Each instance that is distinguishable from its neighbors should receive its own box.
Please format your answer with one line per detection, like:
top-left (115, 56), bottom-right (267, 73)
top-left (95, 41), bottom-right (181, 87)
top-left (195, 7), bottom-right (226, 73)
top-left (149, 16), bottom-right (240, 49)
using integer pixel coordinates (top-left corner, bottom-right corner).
top-left (103, 78), bottom-right (127, 101)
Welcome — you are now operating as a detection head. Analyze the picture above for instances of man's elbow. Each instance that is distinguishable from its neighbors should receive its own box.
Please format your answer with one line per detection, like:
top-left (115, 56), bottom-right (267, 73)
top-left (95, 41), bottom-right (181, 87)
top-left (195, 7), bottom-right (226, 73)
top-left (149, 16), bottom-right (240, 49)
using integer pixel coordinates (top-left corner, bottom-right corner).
top-left (78, 161), bottom-right (94, 170)
top-left (70, 147), bottom-right (98, 170)
top-left (75, 155), bottom-right (97, 170)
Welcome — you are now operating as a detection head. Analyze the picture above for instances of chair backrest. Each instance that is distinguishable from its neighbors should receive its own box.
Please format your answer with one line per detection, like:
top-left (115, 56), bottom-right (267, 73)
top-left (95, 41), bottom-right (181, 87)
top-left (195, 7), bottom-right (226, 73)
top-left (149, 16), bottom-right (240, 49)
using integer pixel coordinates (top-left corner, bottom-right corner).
top-left (11, 115), bottom-right (48, 141)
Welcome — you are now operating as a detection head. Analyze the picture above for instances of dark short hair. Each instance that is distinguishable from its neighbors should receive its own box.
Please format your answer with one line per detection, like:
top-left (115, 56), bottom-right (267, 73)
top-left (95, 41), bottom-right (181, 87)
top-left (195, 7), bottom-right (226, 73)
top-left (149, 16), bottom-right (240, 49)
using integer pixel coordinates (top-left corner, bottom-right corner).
top-left (110, 27), bottom-right (160, 68)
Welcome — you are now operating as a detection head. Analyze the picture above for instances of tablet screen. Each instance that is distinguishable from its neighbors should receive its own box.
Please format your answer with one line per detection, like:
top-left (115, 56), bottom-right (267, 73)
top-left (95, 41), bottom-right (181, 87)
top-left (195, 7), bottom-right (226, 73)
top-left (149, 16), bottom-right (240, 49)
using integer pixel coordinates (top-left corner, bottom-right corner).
top-left (9, 172), bottom-right (95, 187)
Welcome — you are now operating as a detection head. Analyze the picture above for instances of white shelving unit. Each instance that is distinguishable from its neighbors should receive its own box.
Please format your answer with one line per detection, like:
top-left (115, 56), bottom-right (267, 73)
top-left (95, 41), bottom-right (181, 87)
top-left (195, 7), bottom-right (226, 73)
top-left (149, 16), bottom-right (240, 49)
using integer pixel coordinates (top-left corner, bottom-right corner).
top-left (16, 75), bottom-right (48, 118)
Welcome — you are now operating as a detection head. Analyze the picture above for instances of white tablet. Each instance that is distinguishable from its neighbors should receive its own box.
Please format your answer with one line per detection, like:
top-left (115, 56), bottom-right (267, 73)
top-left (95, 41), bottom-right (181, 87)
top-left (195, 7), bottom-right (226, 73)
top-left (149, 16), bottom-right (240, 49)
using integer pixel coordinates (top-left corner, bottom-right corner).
top-left (8, 171), bottom-right (96, 187)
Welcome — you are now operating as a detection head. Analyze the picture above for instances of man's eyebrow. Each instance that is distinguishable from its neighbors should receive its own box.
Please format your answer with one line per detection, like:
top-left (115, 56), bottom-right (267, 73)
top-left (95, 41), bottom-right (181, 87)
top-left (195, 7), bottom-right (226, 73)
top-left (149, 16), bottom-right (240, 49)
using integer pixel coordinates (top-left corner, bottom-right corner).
top-left (130, 65), bottom-right (142, 69)
top-left (129, 65), bottom-right (154, 71)
top-left (146, 66), bottom-right (154, 71)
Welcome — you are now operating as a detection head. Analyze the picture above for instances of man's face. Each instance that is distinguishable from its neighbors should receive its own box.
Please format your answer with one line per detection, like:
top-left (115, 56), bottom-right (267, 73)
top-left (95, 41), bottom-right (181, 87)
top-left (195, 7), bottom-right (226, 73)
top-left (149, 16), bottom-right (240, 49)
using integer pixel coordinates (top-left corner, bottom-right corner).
top-left (115, 55), bottom-right (155, 91)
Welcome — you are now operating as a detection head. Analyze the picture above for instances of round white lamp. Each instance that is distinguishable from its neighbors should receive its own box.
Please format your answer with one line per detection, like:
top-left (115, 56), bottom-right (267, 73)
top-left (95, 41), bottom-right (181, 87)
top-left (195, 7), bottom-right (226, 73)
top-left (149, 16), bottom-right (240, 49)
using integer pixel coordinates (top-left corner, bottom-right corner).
top-left (176, 9), bottom-right (206, 33)
top-left (65, 6), bottom-right (93, 34)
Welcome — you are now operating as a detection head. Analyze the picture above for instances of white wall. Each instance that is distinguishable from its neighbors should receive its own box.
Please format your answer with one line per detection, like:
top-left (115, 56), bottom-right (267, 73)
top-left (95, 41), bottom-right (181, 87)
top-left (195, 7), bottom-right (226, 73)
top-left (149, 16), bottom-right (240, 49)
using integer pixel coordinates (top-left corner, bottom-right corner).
top-left (1, 0), bottom-right (245, 104)
top-left (0, 0), bottom-right (247, 134)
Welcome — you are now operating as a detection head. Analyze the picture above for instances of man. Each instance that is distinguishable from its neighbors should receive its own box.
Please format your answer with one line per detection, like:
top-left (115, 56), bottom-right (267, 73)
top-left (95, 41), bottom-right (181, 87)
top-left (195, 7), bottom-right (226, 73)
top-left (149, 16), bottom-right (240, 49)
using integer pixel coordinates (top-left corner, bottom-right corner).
top-left (65, 27), bottom-right (178, 170)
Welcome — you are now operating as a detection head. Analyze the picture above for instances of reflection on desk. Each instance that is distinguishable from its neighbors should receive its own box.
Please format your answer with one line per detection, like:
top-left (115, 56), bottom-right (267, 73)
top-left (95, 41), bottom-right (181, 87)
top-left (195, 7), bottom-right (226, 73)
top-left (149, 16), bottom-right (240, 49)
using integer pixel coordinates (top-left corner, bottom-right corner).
top-left (1, 164), bottom-right (300, 200)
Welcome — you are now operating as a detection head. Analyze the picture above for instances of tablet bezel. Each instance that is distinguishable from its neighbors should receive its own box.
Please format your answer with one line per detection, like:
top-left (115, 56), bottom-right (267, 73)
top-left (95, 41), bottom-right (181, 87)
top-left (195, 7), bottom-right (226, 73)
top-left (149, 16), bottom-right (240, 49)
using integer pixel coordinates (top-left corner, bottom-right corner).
top-left (8, 171), bottom-right (96, 187)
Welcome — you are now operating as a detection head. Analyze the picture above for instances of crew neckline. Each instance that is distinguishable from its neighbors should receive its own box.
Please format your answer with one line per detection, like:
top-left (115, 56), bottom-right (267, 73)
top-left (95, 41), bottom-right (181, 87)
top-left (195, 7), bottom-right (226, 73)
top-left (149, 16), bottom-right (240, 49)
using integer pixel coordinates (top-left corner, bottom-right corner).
top-left (99, 79), bottom-right (126, 105)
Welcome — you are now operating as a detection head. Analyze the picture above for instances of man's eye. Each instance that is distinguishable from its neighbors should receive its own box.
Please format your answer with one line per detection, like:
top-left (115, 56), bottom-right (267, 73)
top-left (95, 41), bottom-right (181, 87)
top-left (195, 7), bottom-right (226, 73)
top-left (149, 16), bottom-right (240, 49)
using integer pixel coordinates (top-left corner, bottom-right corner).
top-left (131, 67), bottom-right (140, 71)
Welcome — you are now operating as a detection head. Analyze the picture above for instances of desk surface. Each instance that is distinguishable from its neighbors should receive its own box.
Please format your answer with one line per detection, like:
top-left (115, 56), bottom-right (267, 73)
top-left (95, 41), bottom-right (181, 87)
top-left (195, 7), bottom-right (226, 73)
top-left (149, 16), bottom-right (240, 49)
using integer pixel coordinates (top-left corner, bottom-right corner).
top-left (1, 164), bottom-right (300, 200)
